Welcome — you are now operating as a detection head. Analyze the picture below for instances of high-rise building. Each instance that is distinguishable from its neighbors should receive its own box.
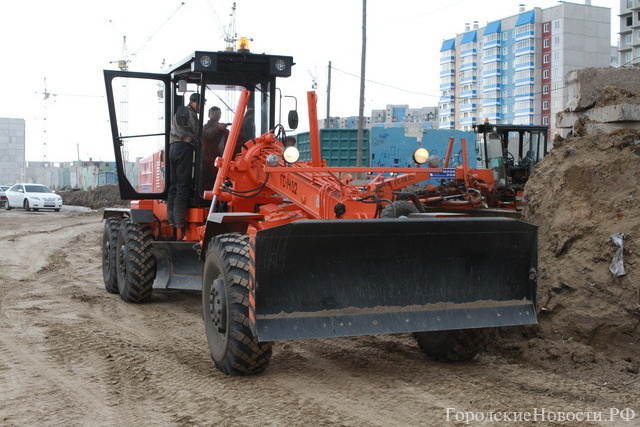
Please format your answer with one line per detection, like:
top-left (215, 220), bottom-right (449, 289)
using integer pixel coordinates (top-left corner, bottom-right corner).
top-left (0, 118), bottom-right (26, 184)
top-left (438, 2), bottom-right (611, 135)
top-left (619, 0), bottom-right (640, 65)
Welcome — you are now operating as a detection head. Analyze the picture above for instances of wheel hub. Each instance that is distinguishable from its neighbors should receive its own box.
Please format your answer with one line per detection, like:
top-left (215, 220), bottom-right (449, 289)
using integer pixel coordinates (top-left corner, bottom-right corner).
top-left (209, 278), bottom-right (227, 333)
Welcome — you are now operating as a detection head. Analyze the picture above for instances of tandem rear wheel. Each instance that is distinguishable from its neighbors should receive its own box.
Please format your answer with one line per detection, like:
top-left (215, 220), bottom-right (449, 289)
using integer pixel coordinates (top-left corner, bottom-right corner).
top-left (115, 219), bottom-right (156, 303)
top-left (202, 233), bottom-right (272, 375)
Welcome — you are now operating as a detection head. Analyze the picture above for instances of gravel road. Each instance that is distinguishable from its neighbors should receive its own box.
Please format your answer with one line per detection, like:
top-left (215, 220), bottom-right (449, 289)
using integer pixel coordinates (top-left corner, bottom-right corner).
top-left (1, 209), bottom-right (638, 426)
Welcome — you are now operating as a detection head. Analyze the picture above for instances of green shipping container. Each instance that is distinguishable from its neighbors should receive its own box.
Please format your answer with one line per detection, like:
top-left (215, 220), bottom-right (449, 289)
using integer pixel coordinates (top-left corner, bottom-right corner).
top-left (294, 129), bottom-right (370, 167)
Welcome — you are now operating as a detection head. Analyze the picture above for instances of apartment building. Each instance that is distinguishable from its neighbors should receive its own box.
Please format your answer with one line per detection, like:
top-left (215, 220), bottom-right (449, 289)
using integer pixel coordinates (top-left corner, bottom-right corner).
top-left (619, 0), bottom-right (640, 65)
top-left (0, 117), bottom-right (26, 184)
top-left (438, 1), bottom-right (611, 134)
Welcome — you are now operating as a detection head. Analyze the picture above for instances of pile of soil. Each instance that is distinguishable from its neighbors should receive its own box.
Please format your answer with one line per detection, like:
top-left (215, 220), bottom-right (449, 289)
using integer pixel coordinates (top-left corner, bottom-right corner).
top-left (509, 125), bottom-right (640, 378)
top-left (59, 184), bottom-right (128, 209)
top-left (594, 85), bottom-right (640, 108)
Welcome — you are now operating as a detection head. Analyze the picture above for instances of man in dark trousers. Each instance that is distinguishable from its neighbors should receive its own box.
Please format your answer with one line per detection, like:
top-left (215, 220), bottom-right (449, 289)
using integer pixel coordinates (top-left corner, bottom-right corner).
top-left (201, 106), bottom-right (228, 191)
top-left (167, 93), bottom-right (201, 233)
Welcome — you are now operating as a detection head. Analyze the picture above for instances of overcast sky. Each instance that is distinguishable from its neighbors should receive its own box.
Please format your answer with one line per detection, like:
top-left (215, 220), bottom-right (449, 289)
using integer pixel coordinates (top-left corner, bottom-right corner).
top-left (0, 0), bottom-right (618, 162)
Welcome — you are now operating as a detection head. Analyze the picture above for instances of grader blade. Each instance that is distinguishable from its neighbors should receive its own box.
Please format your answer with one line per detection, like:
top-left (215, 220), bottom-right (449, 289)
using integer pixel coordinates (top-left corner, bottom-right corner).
top-left (253, 218), bottom-right (537, 341)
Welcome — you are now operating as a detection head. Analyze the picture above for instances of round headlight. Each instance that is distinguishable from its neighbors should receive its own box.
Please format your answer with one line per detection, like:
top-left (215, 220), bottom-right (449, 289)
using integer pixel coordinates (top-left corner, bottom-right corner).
top-left (283, 146), bottom-right (300, 163)
top-left (200, 55), bottom-right (212, 68)
top-left (266, 153), bottom-right (280, 167)
top-left (413, 147), bottom-right (430, 165)
top-left (275, 59), bottom-right (286, 71)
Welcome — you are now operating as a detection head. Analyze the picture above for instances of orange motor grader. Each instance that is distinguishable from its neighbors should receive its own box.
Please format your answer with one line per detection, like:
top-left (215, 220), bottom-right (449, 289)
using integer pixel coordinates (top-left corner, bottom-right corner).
top-left (102, 49), bottom-right (537, 375)
top-left (414, 123), bottom-right (549, 216)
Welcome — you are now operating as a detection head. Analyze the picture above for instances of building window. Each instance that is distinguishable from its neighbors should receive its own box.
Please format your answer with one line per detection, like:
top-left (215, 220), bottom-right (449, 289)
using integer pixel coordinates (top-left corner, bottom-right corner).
top-left (543, 85), bottom-right (549, 94)
top-left (554, 51), bottom-right (560, 61)
top-left (553, 99), bottom-right (560, 108)
top-left (628, 0), bottom-right (633, 8)
top-left (626, 51), bottom-right (633, 62)
top-left (637, 31), bottom-right (640, 40)
top-left (554, 20), bottom-right (560, 29)
top-left (554, 36), bottom-right (560, 45)
top-left (543, 69), bottom-right (549, 79)
top-left (543, 39), bottom-right (550, 48)
top-left (627, 16), bottom-right (633, 27)
top-left (542, 116), bottom-right (549, 125)
top-left (543, 23), bottom-right (550, 33)
top-left (543, 101), bottom-right (549, 110)
top-left (503, 47), bottom-right (508, 55)
top-left (503, 32), bottom-right (508, 40)
top-left (627, 34), bottom-right (633, 45)
top-left (543, 54), bottom-right (549, 64)
top-left (553, 67), bottom-right (559, 78)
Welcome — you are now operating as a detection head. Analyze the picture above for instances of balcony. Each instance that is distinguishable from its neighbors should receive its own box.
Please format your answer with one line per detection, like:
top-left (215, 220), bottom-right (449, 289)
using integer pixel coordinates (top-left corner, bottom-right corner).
top-left (515, 108), bottom-right (535, 117)
top-left (482, 83), bottom-right (501, 92)
top-left (440, 69), bottom-right (455, 77)
top-left (515, 77), bottom-right (535, 86)
top-left (459, 103), bottom-right (476, 112)
top-left (440, 55), bottom-right (455, 64)
top-left (460, 116), bottom-right (477, 125)
top-left (460, 48), bottom-right (477, 58)
top-left (460, 62), bottom-right (477, 71)
top-left (483, 98), bottom-right (502, 107)
top-left (515, 46), bottom-right (535, 56)
top-left (439, 121), bottom-right (455, 129)
top-left (515, 91), bottom-right (535, 101)
top-left (483, 54), bottom-right (501, 64)
top-left (439, 94), bottom-right (454, 102)
top-left (460, 75), bottom-right (477, 84)
top-left (439, 108), bottom-right (455, 116)
top-left (460, 89), bottom-right (477, 99)
top-left (514, 30), bottom-right (535, 41)
top-left (514, 61), bottom-right (535, 71)
top-left (484, 112), bottom-right (502, 121)
top-left (440, 81), bottom-right (455, 90)
top-left (483, 39), bottom-right (501, 49)
top-left (483, 68), bottom-right (501, 77)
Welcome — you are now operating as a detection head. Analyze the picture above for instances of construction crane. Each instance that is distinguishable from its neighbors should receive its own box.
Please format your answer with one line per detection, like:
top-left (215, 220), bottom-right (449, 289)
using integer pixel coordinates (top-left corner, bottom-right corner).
top-left (35, 78), bottom-right (103, 161)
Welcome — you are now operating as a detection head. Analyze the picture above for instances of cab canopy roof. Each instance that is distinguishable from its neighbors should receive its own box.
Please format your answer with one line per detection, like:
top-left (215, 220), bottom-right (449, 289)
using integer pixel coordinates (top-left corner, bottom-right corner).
top-left (168, 50), bottom-right (294, 84)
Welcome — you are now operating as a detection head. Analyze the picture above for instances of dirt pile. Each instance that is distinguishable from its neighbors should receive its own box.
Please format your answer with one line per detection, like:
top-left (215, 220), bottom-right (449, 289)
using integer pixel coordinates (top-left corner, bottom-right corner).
top-left (516, 122), bottom-right (640, 376)
top-left (59, 184), bottom-right (128, 209)
top-left (594, 85), bottom-right (640, 108)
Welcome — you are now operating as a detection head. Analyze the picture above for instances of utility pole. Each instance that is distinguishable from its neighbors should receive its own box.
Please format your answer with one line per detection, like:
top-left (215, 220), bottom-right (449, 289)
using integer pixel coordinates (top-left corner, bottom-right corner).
top-left (326, 61), bottom-right (332, 127)
top-left (357, 0), bottom-right (367, 167)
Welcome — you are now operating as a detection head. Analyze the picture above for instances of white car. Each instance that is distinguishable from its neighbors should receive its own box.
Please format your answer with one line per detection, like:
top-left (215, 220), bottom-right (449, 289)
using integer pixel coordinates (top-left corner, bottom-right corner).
top-left (5, 183), bottom-right (63, 212)
top-left (0, 185), bottom-right (9, 208)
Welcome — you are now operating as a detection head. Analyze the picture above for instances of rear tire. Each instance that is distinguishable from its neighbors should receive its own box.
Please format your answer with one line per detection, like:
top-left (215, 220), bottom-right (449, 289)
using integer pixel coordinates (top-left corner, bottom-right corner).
top-left (116, 219), bottom-right (156, 303)
top-left (5, 201), bottom-right (11, 210)
top-left (202, 233), bottom-right (272, 375)
top-left (102, 217), bottom-right (121, 294)
top-left (380, 200), bottom-right (418, 218)
top-left (415, 328), bottom-right (490, 362)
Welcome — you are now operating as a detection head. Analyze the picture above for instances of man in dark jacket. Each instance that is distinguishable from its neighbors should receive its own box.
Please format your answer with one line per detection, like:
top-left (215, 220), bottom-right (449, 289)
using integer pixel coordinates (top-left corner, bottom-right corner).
top-left (201, 106), bottom-right (228, 191)
top-left (167, 93), bottom-right (201, 231)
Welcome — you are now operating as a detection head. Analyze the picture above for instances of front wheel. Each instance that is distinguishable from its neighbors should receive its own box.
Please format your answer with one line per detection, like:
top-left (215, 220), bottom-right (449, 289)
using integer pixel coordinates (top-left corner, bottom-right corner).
top-left (380, 200), bottom-right (419, 218)
top-left (414, 328), bottom-right (490, 362)
top-left (202, 233), bottom-right (272, 375)
top-left (23, 199), bottom-right (31, 211)
top-left (102, 217), bottom-right (121, 294)
top-left (116, 219), bottom-right (156, 303)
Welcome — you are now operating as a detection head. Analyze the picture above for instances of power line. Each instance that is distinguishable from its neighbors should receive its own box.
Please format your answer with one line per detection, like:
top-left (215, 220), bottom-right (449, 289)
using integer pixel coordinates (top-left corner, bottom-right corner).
top-left (331, 65), bottom-right (570, 103)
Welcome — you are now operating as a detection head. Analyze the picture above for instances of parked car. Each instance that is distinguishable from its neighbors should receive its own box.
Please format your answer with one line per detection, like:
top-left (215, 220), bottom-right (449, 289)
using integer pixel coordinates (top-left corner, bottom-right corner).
top-left (5, 184), bottom-right (63, 212)
top-left (0, 185), bottom-right (9, 208)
